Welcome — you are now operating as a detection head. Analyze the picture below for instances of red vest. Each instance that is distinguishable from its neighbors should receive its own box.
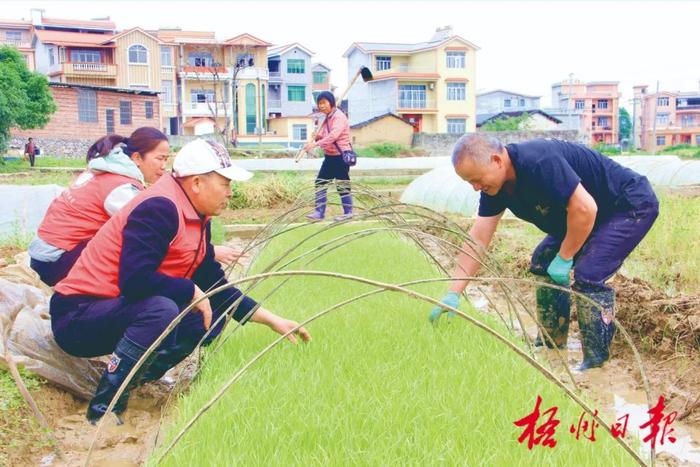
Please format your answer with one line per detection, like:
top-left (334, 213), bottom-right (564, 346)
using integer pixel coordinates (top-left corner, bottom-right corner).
top-left (38, 171), bottom-right (144, 251)
top-left (55, 174), bottom-right (208, 298)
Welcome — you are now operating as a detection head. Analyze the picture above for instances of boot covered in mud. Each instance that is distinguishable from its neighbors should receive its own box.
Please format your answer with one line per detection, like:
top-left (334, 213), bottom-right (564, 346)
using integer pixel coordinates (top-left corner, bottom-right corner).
top-left (576, 288), bottom-right (616, 371)
top-left (533, 278), bottom-right (571, 349)
top-left (87, 336), bottom-right (149, 424)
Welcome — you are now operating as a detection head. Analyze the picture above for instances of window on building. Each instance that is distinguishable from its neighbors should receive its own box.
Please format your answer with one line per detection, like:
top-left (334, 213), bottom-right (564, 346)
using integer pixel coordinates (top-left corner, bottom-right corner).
top-left (597, 99), bottom-right (609, 109)
top-left (237, 54), bottom-right (254, 68)
top-left (575, 99), bottom-right (585, 110)
top-left (399, 84), bottom-right (426, 108)
top-left (375, 56), bottom-right (391, 71)
top-left (78, 89), bottom-right (97, 122)
top-left (657, 96), bottom-right (669, 106)
top-left (656, 113), bottom-right (669, 125)
top-left (446, 51), bottom-right (465, 68)
top-left (656, 136), bottom-right (666, 146)
top-left (504, 98), bottom-right (511, 108)
top-left (447, 118), bottom-right (466, 134)
top-left (120, 100), bottom-right (132, 125)
top-left (190, 89), bottom-right (215, 103)
top-left (313, 71), bottom-right (327, 84)
top-left (145, 101), bottom-right (154, 119)
top-left (128, 45), bottom-right (148, 64)
top-left (105, 109), bottom-right (115, 134)
top-left (519, 98), bottom-right (525, 107)
top-left (287, 59), bottom-right (305, 74)
top-left (161, 80), bottom-right (173, 103)
top-left (6, 31), bottom-right (22, 42)
top-left (70, 49), bottom-right (101, 63)
top-left (245, 83), bottom-right (256, 134)
top-left (292, 124), bottom-right (308, 141)
top-left (188, 52), bottom-right (213, 67)
top-left (288, 85), bottom-right (306, 102)
top-left (447, 82), bottom-right (466, 101)
top-left (160, 46), bottom-right (172, 66)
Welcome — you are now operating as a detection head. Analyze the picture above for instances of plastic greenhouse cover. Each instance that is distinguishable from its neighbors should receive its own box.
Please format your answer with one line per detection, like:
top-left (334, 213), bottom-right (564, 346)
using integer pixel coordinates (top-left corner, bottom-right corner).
top-left (0, 184), bottom-right (64, 236)
top-left (400, 156), bottom-right (700, 217)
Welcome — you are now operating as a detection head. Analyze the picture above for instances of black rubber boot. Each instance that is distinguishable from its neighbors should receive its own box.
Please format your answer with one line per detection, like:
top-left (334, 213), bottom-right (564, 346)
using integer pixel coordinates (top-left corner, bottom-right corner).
top-left (533, 279), bottom-right (571, 349)
top-left (87, 336), bottom-right (148, 424)
top-left (576, 289), bottom-right (616, 371)
top-left (137, 340), bottom-right (199, 384)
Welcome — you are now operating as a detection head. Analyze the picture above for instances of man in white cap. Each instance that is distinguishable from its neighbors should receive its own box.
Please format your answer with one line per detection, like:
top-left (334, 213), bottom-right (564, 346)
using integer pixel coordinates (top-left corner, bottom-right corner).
top-left (51, 139), bottom-right (311, 424)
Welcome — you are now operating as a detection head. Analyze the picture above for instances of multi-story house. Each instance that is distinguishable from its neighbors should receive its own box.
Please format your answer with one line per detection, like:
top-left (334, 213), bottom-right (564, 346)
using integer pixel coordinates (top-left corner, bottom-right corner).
top-left (548, 79), bottom-right (620, 145)
top-left (311, 62), bottom-right (332, 101)
top-left (343, 26), bottom-right (479, 135)
top-left (476, 89), bottom-right (541, 124)
top-left (633, 84), bottom-right (700, 151)
top-left (0, 19), bottom-right (34, 70)
top-left (155, 29), bottom-right (270, 138)
top-left (267, 43), bottom-right (315, 118)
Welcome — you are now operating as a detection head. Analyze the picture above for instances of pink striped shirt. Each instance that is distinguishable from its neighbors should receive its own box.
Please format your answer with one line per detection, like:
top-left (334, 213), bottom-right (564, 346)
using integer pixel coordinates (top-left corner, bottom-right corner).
top-left (314, 109), bottom-right (351, 155)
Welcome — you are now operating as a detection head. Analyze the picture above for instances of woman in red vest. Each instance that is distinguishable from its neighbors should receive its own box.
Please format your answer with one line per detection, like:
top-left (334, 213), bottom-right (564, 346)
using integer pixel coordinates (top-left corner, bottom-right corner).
top-left (29, 127), bottom-right (169, 286)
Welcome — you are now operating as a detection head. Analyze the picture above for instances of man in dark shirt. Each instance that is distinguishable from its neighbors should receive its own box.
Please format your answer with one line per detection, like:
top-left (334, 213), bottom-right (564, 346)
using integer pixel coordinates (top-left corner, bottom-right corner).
top-left (429, 135), bottom-right (659, 370)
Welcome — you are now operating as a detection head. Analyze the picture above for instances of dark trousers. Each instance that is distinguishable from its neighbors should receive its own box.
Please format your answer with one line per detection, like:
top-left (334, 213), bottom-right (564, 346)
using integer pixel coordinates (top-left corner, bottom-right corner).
top-left (50, 287), bottom-right (256, 359)
top-left (314, 155), bottom-right (351, 214)
top-left (28, 153), bottom-right (35, 167)
top-left (30, 240), bottom-right (89, 287)
top-left (530, 200), bottom-right (660, 298)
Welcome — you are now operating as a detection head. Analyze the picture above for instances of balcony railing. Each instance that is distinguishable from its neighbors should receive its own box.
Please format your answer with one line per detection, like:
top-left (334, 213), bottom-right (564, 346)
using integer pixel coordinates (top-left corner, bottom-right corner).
top-left (234, 67), bottom-right (269, 80)
top-left (398, 98), bottom-right (437, 110)
top-left (268, 99), bottom-right (282, 110)
top-left (62, 62), bottom-right (117, 76)
top-left (1, 39), bottom-right (31, 48)
top-left (376, 65), bottom-right (436, 74)
top-left (184, 102), bottom-right (228, 115)
top-left (269, 71), bottom-right (282, 80)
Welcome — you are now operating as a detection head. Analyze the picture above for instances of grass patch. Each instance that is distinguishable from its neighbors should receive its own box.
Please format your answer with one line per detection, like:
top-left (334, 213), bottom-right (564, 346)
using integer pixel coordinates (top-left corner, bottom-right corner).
top-left (355, 143), bottom-right (427, 158)
top-left (660, 144), bottom-right (700, 159)
top-left (153, 224), bottom-right (637, 466)
top-left (229, 173), bottom-right (307, 209)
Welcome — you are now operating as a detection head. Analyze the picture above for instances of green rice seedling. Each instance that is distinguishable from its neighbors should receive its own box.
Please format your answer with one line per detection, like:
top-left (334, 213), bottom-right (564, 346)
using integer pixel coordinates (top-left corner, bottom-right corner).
top-left (151, 223), bottom-right (641, 466)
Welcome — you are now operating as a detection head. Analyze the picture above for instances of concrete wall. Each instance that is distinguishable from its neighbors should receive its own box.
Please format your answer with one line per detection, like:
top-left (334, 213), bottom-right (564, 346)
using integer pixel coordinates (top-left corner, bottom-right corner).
top-left (412, 130), bottom-right (584, 156)
top-left (350, 78), bottom-right (396, 126)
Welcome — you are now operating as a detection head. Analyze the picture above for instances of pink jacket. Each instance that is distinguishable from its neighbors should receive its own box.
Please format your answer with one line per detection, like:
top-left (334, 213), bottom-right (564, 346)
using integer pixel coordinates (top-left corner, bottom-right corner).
top-left (314, 109), bottom-right (351, 155)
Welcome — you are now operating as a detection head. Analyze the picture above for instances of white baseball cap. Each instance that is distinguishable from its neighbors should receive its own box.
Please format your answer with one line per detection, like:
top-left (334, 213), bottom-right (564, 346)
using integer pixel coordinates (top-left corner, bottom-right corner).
top-left (173, 139), bottom-right (253, 181)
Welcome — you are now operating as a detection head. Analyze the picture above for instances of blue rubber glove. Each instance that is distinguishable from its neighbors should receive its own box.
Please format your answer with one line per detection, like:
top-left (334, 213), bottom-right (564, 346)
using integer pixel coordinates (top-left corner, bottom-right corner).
top-left (429, 292), bottom-right (460, 324)
top-left (547, 254), bottom-right (573, 286)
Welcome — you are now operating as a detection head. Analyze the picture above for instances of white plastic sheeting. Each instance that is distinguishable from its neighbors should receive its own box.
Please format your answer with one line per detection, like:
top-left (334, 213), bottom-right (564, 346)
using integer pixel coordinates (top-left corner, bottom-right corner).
top-left (400, 156), bottom-right (700, 217)
top-left (400, 166), bottom-right (482, 217)
top-left (0, 185), bottom-right (63, 236)
top-left (613, 156), bottom-right (700, 186)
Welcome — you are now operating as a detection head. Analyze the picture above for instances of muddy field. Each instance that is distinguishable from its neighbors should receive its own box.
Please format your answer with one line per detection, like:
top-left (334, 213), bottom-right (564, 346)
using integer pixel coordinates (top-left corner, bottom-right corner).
top-left (2, 205), bottom-right (699, 466)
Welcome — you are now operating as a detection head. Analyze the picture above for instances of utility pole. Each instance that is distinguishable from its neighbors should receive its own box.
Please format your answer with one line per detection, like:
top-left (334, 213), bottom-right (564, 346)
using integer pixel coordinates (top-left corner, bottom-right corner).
top-left (651, 80), bottom-right (659, 155)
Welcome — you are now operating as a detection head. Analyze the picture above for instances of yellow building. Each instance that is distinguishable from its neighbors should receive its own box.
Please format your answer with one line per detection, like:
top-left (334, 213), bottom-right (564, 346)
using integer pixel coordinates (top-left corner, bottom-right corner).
top-left (155, 30), bottom-right (271, 138)
top-left (343, 26), bottom-right (479, 135)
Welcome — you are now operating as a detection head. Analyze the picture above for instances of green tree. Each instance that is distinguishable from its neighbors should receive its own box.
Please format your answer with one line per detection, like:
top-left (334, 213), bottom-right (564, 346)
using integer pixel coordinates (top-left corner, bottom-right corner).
top-left (618, 107), bottom-right (631, 143)
top-left (480, 113), bottom-right (532, 132)
top-left (0, 46), bottom-right (56, 152)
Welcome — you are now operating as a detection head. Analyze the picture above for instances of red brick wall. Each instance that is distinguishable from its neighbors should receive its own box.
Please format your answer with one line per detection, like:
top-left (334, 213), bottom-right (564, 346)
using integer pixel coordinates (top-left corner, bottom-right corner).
top-left (13, 86), bottom-right (161, 141)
